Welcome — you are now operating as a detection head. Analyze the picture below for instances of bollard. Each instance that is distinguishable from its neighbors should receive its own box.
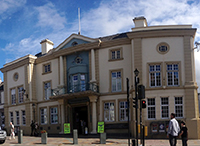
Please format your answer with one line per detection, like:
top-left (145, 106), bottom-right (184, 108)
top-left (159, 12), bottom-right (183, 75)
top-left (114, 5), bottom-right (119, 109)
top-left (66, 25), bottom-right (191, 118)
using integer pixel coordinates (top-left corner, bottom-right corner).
top-left (132, 139), bottom-right (135, 146)
top-left (73, 129), bottom-right (78, 144)
top-left (100, 133), bottom-right (106, 144)
top-left (18, 130), bottom-right (23, 144)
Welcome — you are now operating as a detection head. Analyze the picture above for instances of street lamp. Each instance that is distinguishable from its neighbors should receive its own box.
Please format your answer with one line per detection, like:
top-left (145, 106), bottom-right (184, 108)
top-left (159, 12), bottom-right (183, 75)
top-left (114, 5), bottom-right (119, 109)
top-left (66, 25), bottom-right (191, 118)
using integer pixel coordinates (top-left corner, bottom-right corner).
top-left (134, 68), bottom-right (139, 146)
top-left (32, 103), bottom-right (36, 122)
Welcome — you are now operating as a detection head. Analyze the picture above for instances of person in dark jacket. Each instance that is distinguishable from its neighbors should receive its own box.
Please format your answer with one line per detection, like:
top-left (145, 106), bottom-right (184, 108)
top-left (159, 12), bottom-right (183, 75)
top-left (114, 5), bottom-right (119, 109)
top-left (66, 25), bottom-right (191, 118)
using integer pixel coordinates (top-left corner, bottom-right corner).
top-left (30, 120), bottom-right (35, 136)
top-left (179, 121), bottom-right (188, 146)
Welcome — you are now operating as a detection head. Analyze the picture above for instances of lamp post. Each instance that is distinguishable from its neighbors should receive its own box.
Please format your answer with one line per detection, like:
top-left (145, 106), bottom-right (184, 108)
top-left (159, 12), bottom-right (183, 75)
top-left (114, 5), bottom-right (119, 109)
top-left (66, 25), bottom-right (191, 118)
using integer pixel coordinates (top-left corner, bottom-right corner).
top-left (32, 103), bottom-right (36, 122)
top-left (134, 69), bottom-right (139, 146)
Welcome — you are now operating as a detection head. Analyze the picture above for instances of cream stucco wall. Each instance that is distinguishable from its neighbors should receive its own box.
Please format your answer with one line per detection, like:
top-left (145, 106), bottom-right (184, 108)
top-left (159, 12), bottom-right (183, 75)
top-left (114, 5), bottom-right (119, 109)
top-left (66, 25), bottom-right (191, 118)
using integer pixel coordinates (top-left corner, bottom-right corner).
top-left (99, 94), bottom-right (127, 122)
top-left (36, 58), bottom-right (59, 101)
top-left (7, 66), bottom-right (25, 104)
top-left (99, 45), bottom-right (132, 93)
top-left (9, 105), bottom-right (26, 125)
top-left (144, 89), bottom-right (185, 120)
top-left (142, 37), bottom-right (185, 87)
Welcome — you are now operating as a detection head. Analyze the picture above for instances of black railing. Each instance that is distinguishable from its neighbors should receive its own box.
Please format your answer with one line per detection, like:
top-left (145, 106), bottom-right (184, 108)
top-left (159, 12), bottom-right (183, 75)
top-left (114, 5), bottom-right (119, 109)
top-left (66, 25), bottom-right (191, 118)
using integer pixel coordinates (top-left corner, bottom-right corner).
top-left (51, 82), bottom-right (98, 96)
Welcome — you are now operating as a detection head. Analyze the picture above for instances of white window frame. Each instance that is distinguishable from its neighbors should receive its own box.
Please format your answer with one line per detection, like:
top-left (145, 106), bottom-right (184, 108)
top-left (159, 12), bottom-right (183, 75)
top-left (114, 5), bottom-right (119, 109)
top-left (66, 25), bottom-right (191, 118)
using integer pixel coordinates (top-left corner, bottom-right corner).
top-left (44, 82), bottom-right (51, 100)
top-left (21, 110), bottom-right (26, 125)
top-left (40, 108), bottom-right (47, 125)
top-left (119, 101), bottom-right (128, 121)
top-left (167, 64), bottom-right (179, 86)
top-left (10, 112), bottom-right (13, 124)
top-left (111, 71), bottom-right (122, 92)
top-left (44, 64), bottom-right (51, 73)
top-left (104, 102), bottom-right (115, 122)
top-left (149, 64), bottom-right (161, 87)
top-left (174, 97), bottom-right (183, 118)
top-left (111, 50), bottom-right (121, 60)
top-left (16, 111), bottom-right (19, 126)
top-left (147, 98), bottom-right (156, 119)
top-left (11, 89), bottom-right (16, 105)
top-left (50, 107), bottom-right (58, 124)
top-left (18, 87), bottom-right (23, 103)
top-left (161, 97), bottom-right (169, 119)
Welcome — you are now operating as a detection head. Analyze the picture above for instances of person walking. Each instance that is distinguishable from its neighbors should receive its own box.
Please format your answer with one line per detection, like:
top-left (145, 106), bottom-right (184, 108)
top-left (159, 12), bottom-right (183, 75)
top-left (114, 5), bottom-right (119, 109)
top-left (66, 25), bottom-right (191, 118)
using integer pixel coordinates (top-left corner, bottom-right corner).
top-left (9, 122), bottom-right (15, 140)
top-left (167, 113), bottom-right (180, 146)
top-left (179, 121), bottom-right (188, 146)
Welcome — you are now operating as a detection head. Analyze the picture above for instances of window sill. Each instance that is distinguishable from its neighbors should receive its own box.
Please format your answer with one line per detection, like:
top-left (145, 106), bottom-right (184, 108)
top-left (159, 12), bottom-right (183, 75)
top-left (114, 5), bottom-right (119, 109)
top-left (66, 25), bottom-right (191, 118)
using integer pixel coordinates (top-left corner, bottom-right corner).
top-left (108, 58), bottom-right (124, 62)
top-left (42, 71), bottom-right (52, 75)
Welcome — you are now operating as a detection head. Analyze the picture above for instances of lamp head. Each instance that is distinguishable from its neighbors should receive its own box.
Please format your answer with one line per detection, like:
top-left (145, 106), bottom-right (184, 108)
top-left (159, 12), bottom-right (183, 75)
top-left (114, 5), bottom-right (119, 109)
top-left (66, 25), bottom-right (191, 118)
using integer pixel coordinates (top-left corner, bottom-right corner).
top-left (134, 68), bottom-right (139, 76)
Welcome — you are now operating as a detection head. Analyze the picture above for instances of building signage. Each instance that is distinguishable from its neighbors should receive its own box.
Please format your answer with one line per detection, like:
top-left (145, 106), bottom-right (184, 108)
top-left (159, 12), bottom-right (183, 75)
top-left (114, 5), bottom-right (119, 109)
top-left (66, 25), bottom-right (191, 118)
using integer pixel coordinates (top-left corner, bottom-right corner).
top-left (151, 123), bottom-right (158, 133)
top-left (159, 123), bottom-right (165, 132)
top-left (97, 121), bottom-right (104, 133)
top-left (64, 123), bottom-right (70, 134)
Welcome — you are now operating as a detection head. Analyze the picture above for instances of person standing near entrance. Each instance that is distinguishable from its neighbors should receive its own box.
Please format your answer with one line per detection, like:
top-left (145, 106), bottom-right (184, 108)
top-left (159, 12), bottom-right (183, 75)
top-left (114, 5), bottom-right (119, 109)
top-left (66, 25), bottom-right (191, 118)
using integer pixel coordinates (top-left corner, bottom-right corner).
top-left (179, 121), bottom-right (188, 146)
top-left (167, 113), bottom-right (180, 146)
top-left (9, 122), bottom-right (15, 140)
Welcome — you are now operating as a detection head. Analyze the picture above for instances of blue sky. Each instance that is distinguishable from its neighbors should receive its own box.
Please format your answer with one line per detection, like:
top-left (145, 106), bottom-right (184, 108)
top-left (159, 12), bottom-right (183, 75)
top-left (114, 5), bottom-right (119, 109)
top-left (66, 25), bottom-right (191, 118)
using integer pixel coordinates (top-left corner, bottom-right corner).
top-left (0, 0), bottom-right (200, 90)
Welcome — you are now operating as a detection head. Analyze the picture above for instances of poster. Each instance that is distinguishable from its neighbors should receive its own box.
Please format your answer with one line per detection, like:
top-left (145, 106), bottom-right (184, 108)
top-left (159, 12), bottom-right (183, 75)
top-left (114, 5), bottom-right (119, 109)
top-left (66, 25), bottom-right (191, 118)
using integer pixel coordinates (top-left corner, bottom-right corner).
top-left (97, 121), bottom-right (104, 133)
top-left (159, 123), bottom-right (165, 132)
top-left (64, 123), bottom-right (70, 134)
top-left (151, 123), bottom-right (158, 133)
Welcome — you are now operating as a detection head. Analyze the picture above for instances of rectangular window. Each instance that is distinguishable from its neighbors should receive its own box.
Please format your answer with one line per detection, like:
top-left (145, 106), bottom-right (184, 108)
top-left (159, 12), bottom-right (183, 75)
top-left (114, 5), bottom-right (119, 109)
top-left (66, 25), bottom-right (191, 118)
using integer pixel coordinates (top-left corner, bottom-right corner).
top-left (43, 64), bottom-right (51, 73)
top-left (175, 97), bottom-right (183, 118)
top-left (111, 50), bottom-right (121, 60)
top-left (41, 108), bottom-right (47, 125)
top-left (80, 74), bottom-right (86, 91)
top-left (50, 107), bottom-right (58, 124)
top-left (161, 97), bottom-right (169, 118)
top-left (1, 112), bottom-right (4, 126)
top-left (10, 112), bottom-right (13, 124)
top-left (18, 87), bottom-right (23, 103)
top-left (111, 71), bottom-right (122, 92)
top-left (167, 64), bottom-right (179, 86)
top-left (149, 65), bottom-right (161, 87)
top-left (147, 98), bottom-right (156, 119)
top-left (44, 82), bottom-right (51, 100)
top-left (11, 89), bottom-right (16, 105)
top-left (119, 101), bottom-right (128, 121)
top-left (104, 102), bottom-right (115, 122)
top-left (22, 110), bottom-right (26, 125)
top-left (16, 111), bottom-right (19, 125)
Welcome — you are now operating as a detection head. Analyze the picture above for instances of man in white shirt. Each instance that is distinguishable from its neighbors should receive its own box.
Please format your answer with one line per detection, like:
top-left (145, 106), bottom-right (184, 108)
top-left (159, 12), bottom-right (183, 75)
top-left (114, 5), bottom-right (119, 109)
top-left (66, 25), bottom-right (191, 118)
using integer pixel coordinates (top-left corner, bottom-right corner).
top-left (167, 113), bottom-right (180, 146)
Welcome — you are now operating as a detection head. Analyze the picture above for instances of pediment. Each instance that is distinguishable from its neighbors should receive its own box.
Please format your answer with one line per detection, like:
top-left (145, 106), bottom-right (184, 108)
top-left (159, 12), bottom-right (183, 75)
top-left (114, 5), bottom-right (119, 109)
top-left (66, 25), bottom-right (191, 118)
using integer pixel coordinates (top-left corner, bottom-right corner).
top-left (55, 34), bottom-right (97, 51)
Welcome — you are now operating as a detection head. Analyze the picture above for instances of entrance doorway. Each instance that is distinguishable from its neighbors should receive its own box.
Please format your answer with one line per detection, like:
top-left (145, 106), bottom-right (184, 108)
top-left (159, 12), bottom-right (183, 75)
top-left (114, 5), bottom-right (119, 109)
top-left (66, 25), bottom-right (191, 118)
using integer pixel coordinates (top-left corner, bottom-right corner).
top-left (73, 106), bottom-right (88, 134)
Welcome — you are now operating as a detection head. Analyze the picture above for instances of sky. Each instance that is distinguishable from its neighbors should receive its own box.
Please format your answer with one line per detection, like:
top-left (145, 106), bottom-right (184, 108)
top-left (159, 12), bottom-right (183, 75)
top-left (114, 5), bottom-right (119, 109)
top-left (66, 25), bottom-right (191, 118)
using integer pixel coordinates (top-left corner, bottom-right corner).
top-left (0, 0), bottom-right (200, 91)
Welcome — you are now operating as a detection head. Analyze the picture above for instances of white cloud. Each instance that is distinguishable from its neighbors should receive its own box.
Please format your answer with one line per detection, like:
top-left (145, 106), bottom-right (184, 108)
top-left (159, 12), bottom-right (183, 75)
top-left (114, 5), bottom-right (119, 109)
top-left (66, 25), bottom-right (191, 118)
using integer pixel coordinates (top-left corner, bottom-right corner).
top-left (0, 0), bottom-right (26, 21)
top-left (34, 2), bottom-right (67, 31)
top-left (2, 0), bottom-right (200, 91)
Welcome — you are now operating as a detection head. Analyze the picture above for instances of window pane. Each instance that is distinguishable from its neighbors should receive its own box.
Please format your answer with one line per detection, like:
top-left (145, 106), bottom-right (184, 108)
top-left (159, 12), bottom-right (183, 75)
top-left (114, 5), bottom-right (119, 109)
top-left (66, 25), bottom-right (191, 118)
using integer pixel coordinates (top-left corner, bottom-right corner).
top-left (111, 51), bottom-right (115, 59)
top-left (117, 50), bottom-right (120, 59)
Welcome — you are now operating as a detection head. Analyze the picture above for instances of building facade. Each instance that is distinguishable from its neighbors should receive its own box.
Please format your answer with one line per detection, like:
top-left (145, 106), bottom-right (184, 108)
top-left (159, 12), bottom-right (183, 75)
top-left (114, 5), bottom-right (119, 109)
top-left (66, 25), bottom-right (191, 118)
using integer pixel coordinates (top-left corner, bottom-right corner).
top-left (1, 17), bottom-right (200, 138)
top-left (0, 79), bottom-right (5, 128)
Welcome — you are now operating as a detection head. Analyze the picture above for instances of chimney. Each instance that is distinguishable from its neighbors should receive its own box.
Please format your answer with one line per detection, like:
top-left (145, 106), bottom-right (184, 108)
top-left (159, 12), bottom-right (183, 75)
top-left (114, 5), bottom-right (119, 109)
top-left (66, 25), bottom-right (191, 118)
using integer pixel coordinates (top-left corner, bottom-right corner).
top-left (133, 16), bottom-right (148, 28)
top-left (40, 39), bottom-right (54, 55)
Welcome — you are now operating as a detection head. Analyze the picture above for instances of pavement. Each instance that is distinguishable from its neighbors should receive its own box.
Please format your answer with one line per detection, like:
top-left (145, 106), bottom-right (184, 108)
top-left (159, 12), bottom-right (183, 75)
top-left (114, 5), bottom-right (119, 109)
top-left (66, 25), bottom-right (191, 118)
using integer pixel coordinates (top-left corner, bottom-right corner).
top-left (2, 136), bottom-right (200, 146)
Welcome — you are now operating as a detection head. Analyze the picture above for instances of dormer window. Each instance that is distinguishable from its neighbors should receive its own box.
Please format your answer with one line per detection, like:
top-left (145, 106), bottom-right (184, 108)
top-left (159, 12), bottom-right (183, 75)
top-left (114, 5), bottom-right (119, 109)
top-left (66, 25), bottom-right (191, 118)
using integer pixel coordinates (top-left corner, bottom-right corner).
top-left (72, 41), bottom-right (78, 46)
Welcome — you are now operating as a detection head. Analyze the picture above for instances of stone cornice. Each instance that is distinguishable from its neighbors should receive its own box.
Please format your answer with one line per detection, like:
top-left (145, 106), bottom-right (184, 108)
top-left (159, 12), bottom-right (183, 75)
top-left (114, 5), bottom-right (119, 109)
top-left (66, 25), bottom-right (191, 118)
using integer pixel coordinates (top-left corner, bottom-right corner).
top-left (127, 28), bottom-right (197, 39)
top-left (0, 55), bottom-right (36, 73)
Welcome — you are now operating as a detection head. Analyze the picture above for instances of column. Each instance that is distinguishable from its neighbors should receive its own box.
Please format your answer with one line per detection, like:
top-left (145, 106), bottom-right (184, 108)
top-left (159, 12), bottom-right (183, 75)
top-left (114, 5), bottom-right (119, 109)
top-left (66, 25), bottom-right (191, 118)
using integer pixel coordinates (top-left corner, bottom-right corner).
top-left (89, 96), bottom-right (98, 134)
top-left (91, 49), bottom-right (96, 82)
top-left (28, 63), bottom-right (32, 100)
top-left (58, 99), bottom-right (65, 133)
top-left (60, 56), bottom-right (64, 86)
